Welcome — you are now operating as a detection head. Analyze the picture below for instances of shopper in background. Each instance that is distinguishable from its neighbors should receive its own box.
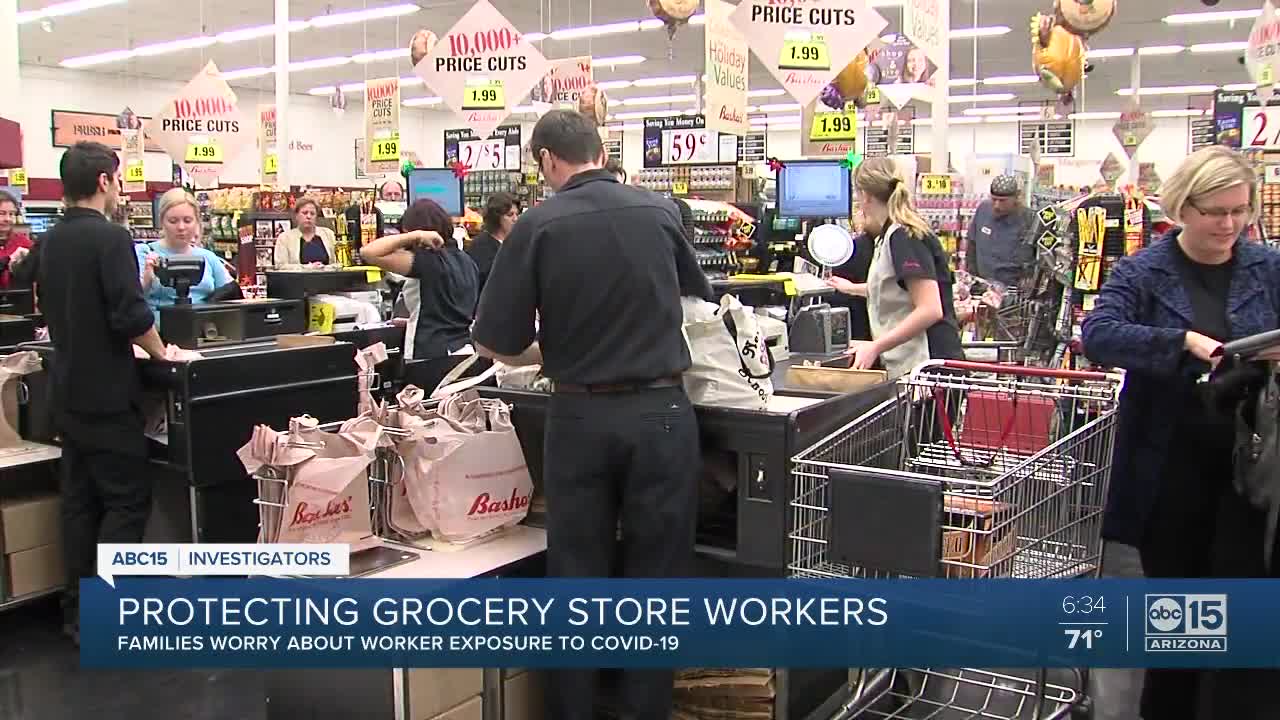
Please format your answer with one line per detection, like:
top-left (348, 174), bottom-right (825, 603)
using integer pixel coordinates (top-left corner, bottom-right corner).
top-left (965, 174), bottom-right (1034, 292)
top-left (378, 180), bottom-right (405, 202)
top-left (468, 192), bottom-right (519, 294)
top-left (23, 141), bottom-right (168, 645)
top-left (471, 109), bottom-right (712, 720)
top-left (1082, 145), bottom-right (1280, 720)
top-left (136, 188), bottom-right (233, 325)
top-left (0, 191), bottom-right (32, 289)
top-left (273, 198), bottom-right (336, 266)
top-left (605, 158), bottom-right (627, 184)
top-left (846, 157), bottom-right (963, 378)
top-left (360, 198), bottom-right (478, 363)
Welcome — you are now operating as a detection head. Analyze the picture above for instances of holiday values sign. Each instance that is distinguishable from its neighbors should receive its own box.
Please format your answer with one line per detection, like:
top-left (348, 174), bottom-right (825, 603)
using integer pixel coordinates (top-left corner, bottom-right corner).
top-left (150, 61), bottom-right (250, 189)
top-left (259, 105), bottom-right (278, 186)
top-left (705, 0), bottom-right (750, 136)
top-left (413, 0), bottom-right (551, 139)
top-left (730, 0), bottom-right (887, 107)
top-left (1248, 0), bottom-right (1280, 101)
top-left (364, 77), bottom-right (401, 177)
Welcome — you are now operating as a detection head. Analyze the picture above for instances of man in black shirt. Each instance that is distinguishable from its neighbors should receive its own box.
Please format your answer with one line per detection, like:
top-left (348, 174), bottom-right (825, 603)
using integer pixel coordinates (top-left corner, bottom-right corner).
top-left (23, 142), bottom-right (167, 643)
top-left (472, 110), bottom-right (712, 720)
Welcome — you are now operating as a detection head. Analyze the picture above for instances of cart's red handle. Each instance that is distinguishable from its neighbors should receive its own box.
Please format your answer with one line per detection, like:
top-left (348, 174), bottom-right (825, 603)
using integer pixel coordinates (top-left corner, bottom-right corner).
top-left (936, 360), bottom-right (1113, 382)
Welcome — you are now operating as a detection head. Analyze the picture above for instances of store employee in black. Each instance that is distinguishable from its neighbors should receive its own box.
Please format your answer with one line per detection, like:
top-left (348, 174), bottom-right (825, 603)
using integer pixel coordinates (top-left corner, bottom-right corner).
top-left (20, 141), bottom-right (169, 644)
top-left (471, 110), bottom-right (713, 720)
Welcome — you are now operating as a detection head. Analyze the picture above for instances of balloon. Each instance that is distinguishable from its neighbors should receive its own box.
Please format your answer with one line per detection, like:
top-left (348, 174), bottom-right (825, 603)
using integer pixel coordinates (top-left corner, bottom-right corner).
top-left (409, 30), bottom-right (438, 68)
top-left (1055, 0), bottom-right (1116, 38)
top-left (648, 0), bottom-right (698, 38)
top-left (820, 51), bottom-right (871, 110)
top-left (577, 84), bottom-right (608, 127)
top-left (1032, 14), bottom-right (1086, 101)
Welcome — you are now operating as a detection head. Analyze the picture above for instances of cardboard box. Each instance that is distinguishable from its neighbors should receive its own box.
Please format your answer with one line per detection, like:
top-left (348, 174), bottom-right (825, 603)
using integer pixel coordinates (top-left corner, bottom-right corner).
top-left (430, 696), bottom-right (482, 720)
top-left (1, 493), bottom-right (60, 554)
top-left (503, 670), bottom-right (543, 720)
top-left (7, 542), bottom-right (63, 598)
top-left (408, 668), bottom-right (483, 720)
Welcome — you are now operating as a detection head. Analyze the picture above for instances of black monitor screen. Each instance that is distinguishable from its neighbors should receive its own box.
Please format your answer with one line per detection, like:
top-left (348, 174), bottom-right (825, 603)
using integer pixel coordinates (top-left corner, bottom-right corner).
top-left (407, 169), bottom-right (464, 217)
top-left (777, 160), bottom-right (851, 219)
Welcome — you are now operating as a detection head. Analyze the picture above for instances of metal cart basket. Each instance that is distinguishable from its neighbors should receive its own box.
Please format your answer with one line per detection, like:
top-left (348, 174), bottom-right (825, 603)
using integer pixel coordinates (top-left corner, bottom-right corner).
top-left (789, 360), bottom-right (1124, 719)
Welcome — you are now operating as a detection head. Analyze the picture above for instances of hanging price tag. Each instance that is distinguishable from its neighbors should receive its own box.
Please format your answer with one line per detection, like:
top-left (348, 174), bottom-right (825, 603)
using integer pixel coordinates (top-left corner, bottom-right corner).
top-left (779, 35), bottom-right (831, 71)
top-left (264, 154), bottom-right (279, 175)
top-left (8, 169), bottom-right (27, 187)
top-left (865, 86), bottom-right (881, 105)
top-left (673, 180), bottom-right (689, 195)
top-left (185, 143), bottom-right (224, 164)
top-left (1263, 65), bottom-right (1275, 86)
top-left (370, 135), bottom-right (400, 163)
top-left (463, 81), bottom-right (506, 110)
top-left (920, 174), bottom-right (952, 194)
top-left (125, 162), bottom-right (145, 184)
top-left (809, 108), bottom-right (858, 142)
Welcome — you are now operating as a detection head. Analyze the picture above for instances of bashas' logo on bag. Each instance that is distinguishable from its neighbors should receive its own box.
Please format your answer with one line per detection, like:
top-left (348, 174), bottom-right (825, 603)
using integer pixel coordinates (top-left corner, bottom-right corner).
top-left (1145, 594), bottom-right (1228, 652)
top-left (290, 496), bottom-right (355, 528)
top-left (468, 488), bottom-right (533, 516)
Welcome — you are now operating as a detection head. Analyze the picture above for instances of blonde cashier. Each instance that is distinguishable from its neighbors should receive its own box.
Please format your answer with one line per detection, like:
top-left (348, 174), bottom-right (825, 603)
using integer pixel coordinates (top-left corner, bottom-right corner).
top-left (828, 158), bottom-right (964, 378)
top-left (137, 188), bottom-right (233, 324)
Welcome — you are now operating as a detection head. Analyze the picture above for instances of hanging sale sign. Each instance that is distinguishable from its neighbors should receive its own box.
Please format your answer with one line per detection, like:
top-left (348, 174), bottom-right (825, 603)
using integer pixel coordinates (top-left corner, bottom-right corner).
top-left (119, 107), bottom-right (146, 193)
top-left (150, 61), bottom-right (250, 189)
top-left (414, 0), bottom-right (551, 139)
top-left (903, 0), bottom-right (945, 68)
top-left (530, 56), bottom-right (593, 110)
top-left (259, 105), bottom-right (278, 186)
top-left (868, 33), bottom-right (937, 108)
top-left (364, 78), bottom-right (401, 177)
top-left (1099, 153), bottom-right (1125, 186)
top-left (1247, 0), bottom-right (1280, 102)
top-left (1112, 107), bottom-right (1153, 158)
top-left (801, 100), bottom-right (857, 157)
top-left (730, 0), bottom-right (887, 107)
top-left (705, 0), bottom-right (750, 136)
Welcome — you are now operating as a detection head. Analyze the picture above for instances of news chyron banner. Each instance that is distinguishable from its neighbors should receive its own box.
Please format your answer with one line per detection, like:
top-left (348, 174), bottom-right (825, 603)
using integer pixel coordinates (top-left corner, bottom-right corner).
top-left (81, 552), bottom-right (1280, 669)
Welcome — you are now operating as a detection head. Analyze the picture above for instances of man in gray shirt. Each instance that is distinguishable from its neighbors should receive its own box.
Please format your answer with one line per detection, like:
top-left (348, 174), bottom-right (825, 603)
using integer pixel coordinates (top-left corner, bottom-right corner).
top-left (965, 174), bottom-right (1034, 290)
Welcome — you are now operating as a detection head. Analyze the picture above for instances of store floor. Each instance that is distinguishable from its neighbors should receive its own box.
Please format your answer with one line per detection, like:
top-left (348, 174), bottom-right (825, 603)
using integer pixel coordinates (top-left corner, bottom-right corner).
top-left (0, 596), bottom-right (266, 720)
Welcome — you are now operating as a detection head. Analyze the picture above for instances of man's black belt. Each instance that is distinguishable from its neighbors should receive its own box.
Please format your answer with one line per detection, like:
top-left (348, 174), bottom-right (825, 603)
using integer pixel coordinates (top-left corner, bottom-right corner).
top-left (555, 376), bottom-right (681, 394)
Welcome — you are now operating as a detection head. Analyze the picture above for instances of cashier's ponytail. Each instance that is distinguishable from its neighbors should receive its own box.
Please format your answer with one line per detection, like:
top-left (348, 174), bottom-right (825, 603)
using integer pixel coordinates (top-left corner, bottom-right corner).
top-left (854, 157), bottom-right (931, 240)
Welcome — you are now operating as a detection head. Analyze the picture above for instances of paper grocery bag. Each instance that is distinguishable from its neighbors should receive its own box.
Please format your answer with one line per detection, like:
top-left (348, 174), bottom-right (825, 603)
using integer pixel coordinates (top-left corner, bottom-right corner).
top-left (277, 416), bottom-right (377, 545)
top-left (237, 421), bottom-right (315, 543)
top-left (0, 351), bottom-right (40, 448)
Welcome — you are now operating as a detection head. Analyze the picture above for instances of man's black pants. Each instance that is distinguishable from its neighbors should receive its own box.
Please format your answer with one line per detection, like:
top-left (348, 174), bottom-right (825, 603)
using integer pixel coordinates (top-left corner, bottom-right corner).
top-left (542, 385), bottom-right (700, 720)
top-left (60, 423), bottom-right (151, 623)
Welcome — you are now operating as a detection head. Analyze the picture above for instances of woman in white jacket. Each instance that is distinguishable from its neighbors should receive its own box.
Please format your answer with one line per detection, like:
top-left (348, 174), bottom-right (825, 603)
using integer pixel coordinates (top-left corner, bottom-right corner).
top-left (273, 198), bottom-right (336, 267)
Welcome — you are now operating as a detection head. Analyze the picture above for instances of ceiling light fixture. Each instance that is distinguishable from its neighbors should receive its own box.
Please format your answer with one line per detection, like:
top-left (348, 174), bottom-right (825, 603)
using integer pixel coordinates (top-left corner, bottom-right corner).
top-left (982, 75), bottom-right (1041, 86)
top-left (755, 103), bottom-right (803, 112)
top-left (949, 78), bottom-right (978, 87)
top-left (1164, 9), bottom-right (1261, 25)
top-left (633, 75), bottom-right (698, 87)
top-left (611, 109), bottom-right (695, 120)
top-left (951, 26), bottom-right (1011, 39)
top-left (402, 96), bottom-right (444, 107)
top-left (60, 49), bottom-right (136, 68)
top-left (962, 106), bottom-right (1046, 116)
top-left (1116, 85), bottom-right (1217, 96)
top-left (1068, 111), bottom-right (1122, 120)
top-left (593, 55), bottom-right (647, 66)
top-left (747, 88), bottom-right (786, 98)
top-left (309, 3), bottom-right (420, 28)
top-left (1223, 83), bottom-right (1258, 91)
top-left (1086, 47), bottom-right (1134, 58)
top-left (215, 21), bottom-right (310, 44)
top-left (133, 36), bottom-right (216, 57)
top-left (353, 48), bottom-right (411, 64)
top-left (288, 56), bottom-right (351, 72)
top-left (1151, 109), bottom-right (1207, 118)
top-left (1189, 41), bottom-right (1249, 54)
top-left (912, 117), bottom-right (983, 125)
top-left (16, 0), bottom-right (125, 24)
top-left (218, 66), bottom-right (275, 81)
top-left (619, 94), bottom-right (699, 106)
top-left (985, 116), bottom-right (1037, 124)
top-left (1139, 45), bottom-right (1186, 55)
top-left (947, 93), bottom-right (1017, 103)
top-left (551, 20), bottom-right (642, 40)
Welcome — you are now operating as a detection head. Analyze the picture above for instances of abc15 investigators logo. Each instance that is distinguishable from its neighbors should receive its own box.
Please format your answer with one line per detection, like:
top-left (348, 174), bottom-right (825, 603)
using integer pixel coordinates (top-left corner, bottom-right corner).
top-left (1145, 594), bottom-right (1228, 652)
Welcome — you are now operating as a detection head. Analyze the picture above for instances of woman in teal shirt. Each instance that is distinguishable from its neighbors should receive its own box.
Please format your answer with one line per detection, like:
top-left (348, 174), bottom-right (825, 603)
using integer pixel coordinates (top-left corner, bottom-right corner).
top-left (137, 188), bottom-right (232, 325)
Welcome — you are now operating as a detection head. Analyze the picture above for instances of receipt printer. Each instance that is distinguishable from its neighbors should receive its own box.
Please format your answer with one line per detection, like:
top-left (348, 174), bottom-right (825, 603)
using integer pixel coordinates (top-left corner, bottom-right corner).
top-left (789, 304), bottom-right (850, 354)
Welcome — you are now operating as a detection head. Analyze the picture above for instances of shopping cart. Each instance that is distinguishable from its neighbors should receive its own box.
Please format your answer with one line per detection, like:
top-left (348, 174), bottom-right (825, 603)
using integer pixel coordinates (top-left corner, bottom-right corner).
top-left (789, 360), bottom-right (1123, 719)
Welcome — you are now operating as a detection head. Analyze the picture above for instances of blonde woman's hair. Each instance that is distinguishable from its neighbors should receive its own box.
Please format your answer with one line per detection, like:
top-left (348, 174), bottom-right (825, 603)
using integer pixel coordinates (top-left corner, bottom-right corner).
top-left (853, 157), bottom-right (931, 239)
top-left (156, 187), bottom-right (199, 223)
top-left (1161, 145), bottom-right (1258, 224)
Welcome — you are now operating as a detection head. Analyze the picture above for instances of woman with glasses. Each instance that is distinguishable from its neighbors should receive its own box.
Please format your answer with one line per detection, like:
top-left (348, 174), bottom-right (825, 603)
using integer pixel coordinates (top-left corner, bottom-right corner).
top-left (0, 191), bottom-right (32, 289)
top-left (1082, 145), bottom-right (1280, 720)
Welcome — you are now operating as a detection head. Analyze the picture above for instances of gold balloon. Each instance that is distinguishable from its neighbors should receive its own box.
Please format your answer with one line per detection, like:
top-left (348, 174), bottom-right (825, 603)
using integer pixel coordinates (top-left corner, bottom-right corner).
top-left (832, 51), bottom-right (870, 102)
top-left (1032, 15), bottom-right (1086, 97)
top-left (1055, 0), bottom-right (1116, 38)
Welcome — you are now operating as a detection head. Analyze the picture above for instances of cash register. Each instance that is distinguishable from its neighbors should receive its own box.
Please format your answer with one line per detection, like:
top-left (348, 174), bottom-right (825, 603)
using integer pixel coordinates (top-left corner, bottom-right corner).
top-left (157, 255), bottom-right (305, 348)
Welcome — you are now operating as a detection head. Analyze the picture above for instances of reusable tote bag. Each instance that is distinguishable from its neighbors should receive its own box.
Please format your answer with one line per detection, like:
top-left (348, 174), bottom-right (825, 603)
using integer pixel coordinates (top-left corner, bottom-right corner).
top-left (681, 294), bottom-right (775, 410)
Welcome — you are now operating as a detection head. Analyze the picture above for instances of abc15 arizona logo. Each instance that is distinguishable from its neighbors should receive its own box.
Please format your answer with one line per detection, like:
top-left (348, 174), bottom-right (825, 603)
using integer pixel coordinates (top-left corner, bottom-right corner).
top-left (1145, 594), bottom-right (1228, 652)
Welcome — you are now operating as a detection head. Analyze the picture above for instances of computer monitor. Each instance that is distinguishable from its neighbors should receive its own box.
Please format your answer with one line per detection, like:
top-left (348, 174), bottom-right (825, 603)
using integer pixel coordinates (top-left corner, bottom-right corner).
top-left (407, 169), bottom-right (464, 217)
top-left (776, 160), bottom-right (851, 219)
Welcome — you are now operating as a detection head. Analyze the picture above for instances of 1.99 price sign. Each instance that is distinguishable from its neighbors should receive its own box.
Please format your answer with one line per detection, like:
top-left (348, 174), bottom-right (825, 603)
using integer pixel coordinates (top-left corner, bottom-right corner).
top-left (663, 130), bottom-right (718, 165)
